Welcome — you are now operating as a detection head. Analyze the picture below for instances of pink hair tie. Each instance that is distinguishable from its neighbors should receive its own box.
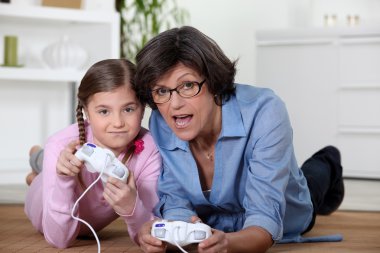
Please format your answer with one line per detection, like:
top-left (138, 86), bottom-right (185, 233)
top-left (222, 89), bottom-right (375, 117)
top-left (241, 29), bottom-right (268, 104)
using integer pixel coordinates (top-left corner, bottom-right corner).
top-left (133, 139), bottom-right (144, 154)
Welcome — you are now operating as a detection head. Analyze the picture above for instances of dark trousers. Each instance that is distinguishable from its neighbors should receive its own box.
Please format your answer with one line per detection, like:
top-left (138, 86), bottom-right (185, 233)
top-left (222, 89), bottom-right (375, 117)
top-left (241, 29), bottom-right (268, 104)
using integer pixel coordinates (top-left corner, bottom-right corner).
top-left (300, 146), bottom-right (344, 233)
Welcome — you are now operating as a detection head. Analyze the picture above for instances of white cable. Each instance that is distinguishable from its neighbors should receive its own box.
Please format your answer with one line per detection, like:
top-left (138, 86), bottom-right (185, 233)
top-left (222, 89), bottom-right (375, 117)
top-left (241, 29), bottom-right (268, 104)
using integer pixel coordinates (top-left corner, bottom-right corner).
top-left (172, 226), bottom-right (189, 253)
top-left (70, 154), bottom-right (111, 253)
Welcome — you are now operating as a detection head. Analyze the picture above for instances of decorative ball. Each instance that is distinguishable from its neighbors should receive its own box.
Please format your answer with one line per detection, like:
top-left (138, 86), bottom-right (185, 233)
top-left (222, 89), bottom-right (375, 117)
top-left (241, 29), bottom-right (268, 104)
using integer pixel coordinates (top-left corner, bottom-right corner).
top-left (42, 36), bottom-right (88, 70)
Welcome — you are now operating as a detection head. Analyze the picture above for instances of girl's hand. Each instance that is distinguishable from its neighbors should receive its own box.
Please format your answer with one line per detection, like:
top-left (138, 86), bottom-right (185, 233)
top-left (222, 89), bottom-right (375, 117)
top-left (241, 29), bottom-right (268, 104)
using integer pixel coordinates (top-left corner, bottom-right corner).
top-left (56, 140), bottom-right (83, 177)
top-left (198, 228), bottom-right (228, 253)
top-left (103, 171), bottom-right (137, 215)
top-left (138, 220), bottom-right (166, 253)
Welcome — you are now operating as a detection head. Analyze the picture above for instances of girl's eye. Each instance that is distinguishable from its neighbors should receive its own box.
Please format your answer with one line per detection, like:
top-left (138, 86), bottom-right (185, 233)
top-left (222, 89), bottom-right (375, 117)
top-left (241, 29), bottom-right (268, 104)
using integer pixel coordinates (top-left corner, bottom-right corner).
top-left (98, 109), bottom-right (109, 115)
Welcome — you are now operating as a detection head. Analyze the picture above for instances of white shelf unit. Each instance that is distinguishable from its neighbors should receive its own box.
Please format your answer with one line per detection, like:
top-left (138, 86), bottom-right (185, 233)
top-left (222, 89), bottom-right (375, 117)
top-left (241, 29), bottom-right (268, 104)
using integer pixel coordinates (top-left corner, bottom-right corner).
top-left (0, 67), bottom-right (85, 82)
top-left (0, 3), bottom-right (120, 73)
top-left (0, 3), bottom-right (120, 185)
top-left (256, 26), bottom-right (380, 179)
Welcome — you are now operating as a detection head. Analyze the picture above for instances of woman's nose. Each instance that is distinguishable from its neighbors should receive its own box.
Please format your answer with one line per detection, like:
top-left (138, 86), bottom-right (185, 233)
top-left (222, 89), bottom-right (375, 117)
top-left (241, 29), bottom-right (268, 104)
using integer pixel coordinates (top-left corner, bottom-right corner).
top-left (169, 91), bottom-right (185, 109)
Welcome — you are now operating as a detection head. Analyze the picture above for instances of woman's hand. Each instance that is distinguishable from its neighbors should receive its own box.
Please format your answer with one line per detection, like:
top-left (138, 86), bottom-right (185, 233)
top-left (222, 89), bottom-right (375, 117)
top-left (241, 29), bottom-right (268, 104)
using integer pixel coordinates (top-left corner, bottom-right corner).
top-left (198, 228), bottom-right (228, 253)
top-left (138, 220), bottom-right (167, 253)
top-left (56, 140), bottom-right (83, 177)
top-left (103, 171), bottom-right (137, 216)
top-left (189, 216), bottom-right (228, 253)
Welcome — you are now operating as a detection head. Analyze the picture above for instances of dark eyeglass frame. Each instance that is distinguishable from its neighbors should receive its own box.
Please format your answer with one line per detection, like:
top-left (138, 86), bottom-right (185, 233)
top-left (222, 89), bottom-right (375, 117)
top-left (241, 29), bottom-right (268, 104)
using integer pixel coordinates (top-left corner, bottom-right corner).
top-left (151, 79), bottom-right (206, 104)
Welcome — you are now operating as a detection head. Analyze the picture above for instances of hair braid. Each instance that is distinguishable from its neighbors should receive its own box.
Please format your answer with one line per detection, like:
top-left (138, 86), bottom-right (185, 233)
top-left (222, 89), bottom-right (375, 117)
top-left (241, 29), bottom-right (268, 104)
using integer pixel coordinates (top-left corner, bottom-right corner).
top-left (76, 102), bottom-right (86, 145)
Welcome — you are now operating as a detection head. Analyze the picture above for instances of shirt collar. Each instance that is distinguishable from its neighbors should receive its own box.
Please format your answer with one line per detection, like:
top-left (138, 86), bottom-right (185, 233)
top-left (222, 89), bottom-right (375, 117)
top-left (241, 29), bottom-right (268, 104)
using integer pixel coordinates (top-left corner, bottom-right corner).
top-left (151, 111), bottom-right (188, 151)
top-left (220, 95), bottom-right (246, 138)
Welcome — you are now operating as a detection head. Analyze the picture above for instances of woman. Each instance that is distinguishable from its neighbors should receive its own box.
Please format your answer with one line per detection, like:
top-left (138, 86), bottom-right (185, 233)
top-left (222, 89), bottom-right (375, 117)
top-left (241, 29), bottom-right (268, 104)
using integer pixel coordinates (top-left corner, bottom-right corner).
top-left (135, 26), bottom-right (344, 253)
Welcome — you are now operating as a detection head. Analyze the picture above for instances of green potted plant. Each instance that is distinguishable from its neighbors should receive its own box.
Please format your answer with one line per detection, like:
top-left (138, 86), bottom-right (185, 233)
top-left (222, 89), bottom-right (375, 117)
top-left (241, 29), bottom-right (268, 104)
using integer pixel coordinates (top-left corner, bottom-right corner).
top-left (116, 0), bottom-right (188, 60)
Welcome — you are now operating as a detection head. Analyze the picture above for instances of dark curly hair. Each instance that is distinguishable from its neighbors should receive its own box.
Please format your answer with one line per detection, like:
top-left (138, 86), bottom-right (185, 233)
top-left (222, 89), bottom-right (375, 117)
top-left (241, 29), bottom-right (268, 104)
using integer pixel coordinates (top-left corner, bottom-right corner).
top-left (135, 26), bottom-right (237, 109)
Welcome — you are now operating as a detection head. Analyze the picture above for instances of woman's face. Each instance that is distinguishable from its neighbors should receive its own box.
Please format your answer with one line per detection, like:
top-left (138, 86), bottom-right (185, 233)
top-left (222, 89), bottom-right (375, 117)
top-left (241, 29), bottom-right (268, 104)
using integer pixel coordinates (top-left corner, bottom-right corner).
top-left (153, 63), bottom-right (221, 141)
top-left (85, 85), bottom-right (144, 156)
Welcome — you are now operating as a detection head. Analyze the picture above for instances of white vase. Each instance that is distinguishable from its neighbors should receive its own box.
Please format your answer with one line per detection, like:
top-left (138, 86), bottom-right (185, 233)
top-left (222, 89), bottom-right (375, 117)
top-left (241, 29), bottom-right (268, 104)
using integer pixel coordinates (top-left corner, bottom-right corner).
top-left (43, 36), bottom-right (88, 70)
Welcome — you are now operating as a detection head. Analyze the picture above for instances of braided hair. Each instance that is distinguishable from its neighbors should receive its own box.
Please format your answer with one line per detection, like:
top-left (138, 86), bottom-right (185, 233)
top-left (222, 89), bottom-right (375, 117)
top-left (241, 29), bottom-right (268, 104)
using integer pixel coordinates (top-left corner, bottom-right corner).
top-left (76, 101), bottom-right (86, 145)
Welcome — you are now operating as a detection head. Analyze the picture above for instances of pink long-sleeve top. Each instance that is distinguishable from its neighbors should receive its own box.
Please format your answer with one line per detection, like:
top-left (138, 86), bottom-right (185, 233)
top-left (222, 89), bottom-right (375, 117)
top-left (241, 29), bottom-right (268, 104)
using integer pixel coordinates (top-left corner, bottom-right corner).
top-left (24, 122), bottom-right (161, 248)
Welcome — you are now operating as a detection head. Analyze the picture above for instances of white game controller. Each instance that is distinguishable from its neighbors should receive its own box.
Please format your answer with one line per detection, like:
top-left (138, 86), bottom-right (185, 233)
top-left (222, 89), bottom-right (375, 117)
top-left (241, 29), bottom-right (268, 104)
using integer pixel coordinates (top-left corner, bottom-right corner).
top-left (151, 220), bottom-right (212, 247)
top-left (75, 143), bottom-right (129, 183)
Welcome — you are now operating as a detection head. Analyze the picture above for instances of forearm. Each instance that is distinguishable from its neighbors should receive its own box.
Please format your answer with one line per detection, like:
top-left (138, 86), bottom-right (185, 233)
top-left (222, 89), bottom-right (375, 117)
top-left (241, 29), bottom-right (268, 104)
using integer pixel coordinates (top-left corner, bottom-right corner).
top-left (226, 226), bottom-right (273, 253)
top-left (121, 192), bottom-right (155, 244)
top-left (43, 175), bottom-right (80, 248)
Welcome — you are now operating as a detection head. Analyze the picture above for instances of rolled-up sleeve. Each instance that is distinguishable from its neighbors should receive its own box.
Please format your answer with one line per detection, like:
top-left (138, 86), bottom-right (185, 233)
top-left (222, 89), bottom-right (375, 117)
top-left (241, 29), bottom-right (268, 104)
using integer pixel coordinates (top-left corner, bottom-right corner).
top-left (243, 97), bottom-right (293, 241)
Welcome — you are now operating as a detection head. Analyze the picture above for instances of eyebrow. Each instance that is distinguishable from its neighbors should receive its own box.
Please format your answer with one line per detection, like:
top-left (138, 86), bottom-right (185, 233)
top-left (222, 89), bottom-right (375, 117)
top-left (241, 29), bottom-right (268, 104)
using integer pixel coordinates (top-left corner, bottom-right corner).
top-left (156, 81), bottom-right (192, 89)
top-left (154, 74), bottom-right (198, 88)
top-left (94, 102), bottom-right (138, 109)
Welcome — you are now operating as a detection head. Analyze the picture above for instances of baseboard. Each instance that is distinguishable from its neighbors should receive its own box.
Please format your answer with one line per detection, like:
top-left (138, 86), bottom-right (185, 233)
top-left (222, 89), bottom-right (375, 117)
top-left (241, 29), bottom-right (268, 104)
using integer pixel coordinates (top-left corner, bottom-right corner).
top-left (1, 179), bottom-right (380, 211)
top-left (0, 184), bottom-right (28, 204)
top-left (339, 178), bottom-right (380, 211)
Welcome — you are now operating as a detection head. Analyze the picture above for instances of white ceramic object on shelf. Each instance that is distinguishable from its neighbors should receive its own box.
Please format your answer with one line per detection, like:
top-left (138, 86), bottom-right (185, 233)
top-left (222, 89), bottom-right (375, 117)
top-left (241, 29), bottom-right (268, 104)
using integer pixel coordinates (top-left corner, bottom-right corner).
top-left (42, 36), bottom-right (88, 70)
top-left (82, 0), bottom-right (115, 12)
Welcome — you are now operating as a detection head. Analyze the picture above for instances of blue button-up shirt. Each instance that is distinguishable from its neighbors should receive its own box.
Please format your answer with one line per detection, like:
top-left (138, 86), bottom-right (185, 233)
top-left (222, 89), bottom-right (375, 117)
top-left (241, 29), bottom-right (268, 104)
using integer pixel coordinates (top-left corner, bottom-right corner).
top-left (150, 84), bottom-right (313, 241)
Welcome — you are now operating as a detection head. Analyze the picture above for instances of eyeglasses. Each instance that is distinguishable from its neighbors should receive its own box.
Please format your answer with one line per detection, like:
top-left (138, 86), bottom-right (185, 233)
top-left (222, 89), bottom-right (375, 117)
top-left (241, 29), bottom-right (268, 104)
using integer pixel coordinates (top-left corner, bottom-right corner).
top-left (151, 79), bottom-right (206, 104)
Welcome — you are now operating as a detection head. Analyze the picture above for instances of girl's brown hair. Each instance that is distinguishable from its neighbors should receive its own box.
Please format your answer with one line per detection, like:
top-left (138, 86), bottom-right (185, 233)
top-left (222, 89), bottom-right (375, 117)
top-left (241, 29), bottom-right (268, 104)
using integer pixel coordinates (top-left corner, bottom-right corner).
top-left (76, 59), bottom-right (136, 145)
top-left (75, 59), bottom-right (137, 187)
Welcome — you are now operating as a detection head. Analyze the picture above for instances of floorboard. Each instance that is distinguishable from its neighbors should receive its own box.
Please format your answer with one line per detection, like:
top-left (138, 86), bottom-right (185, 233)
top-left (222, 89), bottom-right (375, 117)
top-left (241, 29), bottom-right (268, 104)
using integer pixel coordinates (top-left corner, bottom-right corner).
top-left (0, 204), bottom-right (379, 252)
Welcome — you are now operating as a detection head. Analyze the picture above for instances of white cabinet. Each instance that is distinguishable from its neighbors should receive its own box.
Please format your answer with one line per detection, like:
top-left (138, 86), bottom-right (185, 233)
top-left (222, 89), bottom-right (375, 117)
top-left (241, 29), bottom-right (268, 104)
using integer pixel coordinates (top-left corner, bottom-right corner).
top-left (0, 3), bottom-right (119, 184)
top-left (256, 26), bottom-right (380, 179)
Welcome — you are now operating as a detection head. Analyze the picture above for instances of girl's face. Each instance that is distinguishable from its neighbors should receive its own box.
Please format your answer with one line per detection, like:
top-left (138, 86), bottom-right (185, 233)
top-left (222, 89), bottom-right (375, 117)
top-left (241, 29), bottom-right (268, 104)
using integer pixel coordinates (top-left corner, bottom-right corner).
top-left (85, 85), bottom-right (144, 156)
top-left (153, 63), bottom-right (221, 141)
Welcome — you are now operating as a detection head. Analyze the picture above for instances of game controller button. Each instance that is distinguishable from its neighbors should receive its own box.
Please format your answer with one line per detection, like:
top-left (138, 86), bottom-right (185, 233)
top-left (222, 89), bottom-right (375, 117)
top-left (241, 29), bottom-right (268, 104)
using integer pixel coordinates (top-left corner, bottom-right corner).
top-left (153, 228), bottom-right (166, 238)
top-left (82, 145), bottom-right (94, 156)
top-left (112, 166), bottom-right (125, 178)
top-left (194, 231), bottom-right (206, 240)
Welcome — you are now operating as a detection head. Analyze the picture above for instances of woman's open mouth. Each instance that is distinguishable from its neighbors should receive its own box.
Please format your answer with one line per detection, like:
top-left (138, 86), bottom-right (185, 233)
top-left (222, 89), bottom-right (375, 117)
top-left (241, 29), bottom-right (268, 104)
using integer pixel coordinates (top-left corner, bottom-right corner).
top-left (174, 115), bottom-right (192, 128)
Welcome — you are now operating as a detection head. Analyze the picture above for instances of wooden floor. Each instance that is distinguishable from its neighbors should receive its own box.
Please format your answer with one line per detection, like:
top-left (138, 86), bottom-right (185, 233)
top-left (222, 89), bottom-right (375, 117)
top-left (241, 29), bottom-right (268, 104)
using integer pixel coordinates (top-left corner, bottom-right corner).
top-left (0, 204), bottom-right (379, 253)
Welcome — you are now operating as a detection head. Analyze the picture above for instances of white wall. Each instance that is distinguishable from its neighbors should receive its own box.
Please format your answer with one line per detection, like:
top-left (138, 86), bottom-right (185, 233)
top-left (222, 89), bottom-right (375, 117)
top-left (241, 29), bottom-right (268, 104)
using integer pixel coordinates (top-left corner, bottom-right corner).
top-left (176, 0), bottom-right (380, 85)
top-left (179, 1), bottom-right (255, 84)
top-left (178, 0), bottom-right (292, 85)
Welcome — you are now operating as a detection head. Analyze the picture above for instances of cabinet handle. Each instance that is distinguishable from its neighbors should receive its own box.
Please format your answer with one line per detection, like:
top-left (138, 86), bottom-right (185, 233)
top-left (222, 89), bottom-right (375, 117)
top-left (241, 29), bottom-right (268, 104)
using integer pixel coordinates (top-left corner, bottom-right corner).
top-left (257, 39), bottom-right (333, 47)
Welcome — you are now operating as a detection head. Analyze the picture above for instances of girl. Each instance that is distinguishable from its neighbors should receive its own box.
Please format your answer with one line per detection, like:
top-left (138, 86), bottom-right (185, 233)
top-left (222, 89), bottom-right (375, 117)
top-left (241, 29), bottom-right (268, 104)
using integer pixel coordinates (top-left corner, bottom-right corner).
top-left (24, 59), bottom-right (161, 249)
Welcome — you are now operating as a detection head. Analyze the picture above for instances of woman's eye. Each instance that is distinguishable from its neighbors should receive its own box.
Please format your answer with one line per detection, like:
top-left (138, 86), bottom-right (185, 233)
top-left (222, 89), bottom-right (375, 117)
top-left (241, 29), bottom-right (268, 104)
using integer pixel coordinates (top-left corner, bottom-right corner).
top-left (157, 88), bottom-right (169, 96)
top-left (182, 82), bottom-right (195, 89)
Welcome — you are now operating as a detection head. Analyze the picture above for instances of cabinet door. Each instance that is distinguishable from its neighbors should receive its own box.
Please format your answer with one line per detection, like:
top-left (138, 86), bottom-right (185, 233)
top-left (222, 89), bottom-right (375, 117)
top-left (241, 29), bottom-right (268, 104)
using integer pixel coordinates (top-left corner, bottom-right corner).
top-left (257, 42), bottom-right (339, 165)
top-left (0, 79), bottom-right (71, 184)
top-left (257, 34), bottom-right (380, 179)
top-left (337, 38), bottom-right (380, 178)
